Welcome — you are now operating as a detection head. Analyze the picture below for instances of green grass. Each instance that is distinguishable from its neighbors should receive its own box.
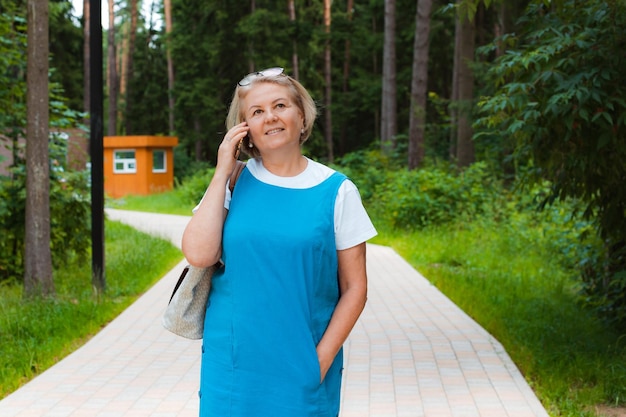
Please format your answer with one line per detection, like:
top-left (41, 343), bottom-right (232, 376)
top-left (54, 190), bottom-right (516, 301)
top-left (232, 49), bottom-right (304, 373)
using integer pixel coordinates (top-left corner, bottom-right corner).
top-left (372, 222), bottom-right (626, 417)
top-left (0, 220), bottom-right (183, 399)
top-left (106, 191), bottom-right (194, 215)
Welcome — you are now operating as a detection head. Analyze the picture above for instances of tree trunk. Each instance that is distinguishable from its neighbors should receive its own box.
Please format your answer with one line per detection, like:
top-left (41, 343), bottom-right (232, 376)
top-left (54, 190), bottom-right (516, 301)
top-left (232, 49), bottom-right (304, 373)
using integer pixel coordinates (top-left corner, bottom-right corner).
top-left (371, 15), bottom-right (380, 146)
top-left (124, 0), bottom-right (138, 134)
top-left (455, 7), bottom-right (476, 168)
top-left (288, 0), bottom-right (299, 80)
top-left (495, 2), bottom-right (507, 58)
top-left (107, 0), bottom-right (117, 136)
top-left (342, 0), bottom-right (354, 94)
top-left (118, 25), bottom-right (128, 129)
top-left (380, 0), bottom-right (397, 152)
top-left (248, 0), bottom-right (256, 72)
top-left (164, 0), bottom-right (175, 134)
top-left (408, 0), bottom-right (433, 170)
top-left (449, 10), bottom-right (460, 159)
top-left (25, 0), bottom-right (54, 298)
top-left (83, 0), bottom-right (90, 114)
top-left (338, 0), bottom-right (354, 154)
top-left (323, 0), bottom-right (333, 163)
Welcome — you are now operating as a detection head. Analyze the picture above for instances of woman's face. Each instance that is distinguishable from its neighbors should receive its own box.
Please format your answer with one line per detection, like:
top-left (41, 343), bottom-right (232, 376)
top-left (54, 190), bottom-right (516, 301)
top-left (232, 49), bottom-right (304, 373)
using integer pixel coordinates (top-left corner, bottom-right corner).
top-left (241, 82), bottom-right (304, 155)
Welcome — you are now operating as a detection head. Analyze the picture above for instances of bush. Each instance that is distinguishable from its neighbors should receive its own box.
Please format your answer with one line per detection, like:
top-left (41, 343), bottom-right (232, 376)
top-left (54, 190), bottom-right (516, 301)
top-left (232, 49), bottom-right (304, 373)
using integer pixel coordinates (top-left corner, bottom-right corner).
top-left (368, 162), bottom-right (498, 230)
top-left (174, 166), bottom-right (216, 209)
top-left (0, 168), bottom-right (26, 282)
top-left (173, 147), bottom-right (212, 183)
top-left (0, 166), bottom-right (91, 284)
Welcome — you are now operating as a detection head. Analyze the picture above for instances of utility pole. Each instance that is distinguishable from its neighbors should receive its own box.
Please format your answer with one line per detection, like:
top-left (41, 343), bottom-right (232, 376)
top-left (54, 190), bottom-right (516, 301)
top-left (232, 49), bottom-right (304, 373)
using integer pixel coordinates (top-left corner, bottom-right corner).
top-left (90, 0), bottom-right (105, 293)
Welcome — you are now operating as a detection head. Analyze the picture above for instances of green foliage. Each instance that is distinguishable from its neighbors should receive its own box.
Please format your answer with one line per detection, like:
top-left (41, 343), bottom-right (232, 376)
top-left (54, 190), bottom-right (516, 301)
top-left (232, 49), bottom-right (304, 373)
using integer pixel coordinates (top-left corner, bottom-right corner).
top-left (49, 0), bottom-right (83, 111)
top-left (0, 167), bottom-right (26, 281)
top-left (0, 0), bottom-right (88, 284)
top-left (0, 71), bottom-right (89, 283)
top-left (477, 0), bottom-right (626, 325)
top-left (174, 165), bottom-right (216, 209)
top-left (125, 27), bottom-right (169, 135)
top-left (0, 220), bottom-right (182, 398)
top-left (0, 164), bottom-right (91, 283)
top-left (49, 169), bottom-right (91, 266)
top-left (373, 162), bottom-right (498, 229)
top-left (0, 115), bottom-right (90, 284)
top-left (334, 146), bottom-right (397, 201)
top-left (0, 7), bottom-right (27, 140)
top-left (172, 147), bottom-right (212, 183)
top-left (170, 0), bottom-right (247, 162)
top-left (336, 148), bottom-right (498, 231)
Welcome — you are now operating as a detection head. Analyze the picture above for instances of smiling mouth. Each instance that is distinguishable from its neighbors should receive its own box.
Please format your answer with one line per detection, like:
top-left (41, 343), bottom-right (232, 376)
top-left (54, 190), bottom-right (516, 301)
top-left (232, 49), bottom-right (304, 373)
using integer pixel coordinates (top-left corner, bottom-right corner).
top-left (266, 128), bottom-right (284, 135)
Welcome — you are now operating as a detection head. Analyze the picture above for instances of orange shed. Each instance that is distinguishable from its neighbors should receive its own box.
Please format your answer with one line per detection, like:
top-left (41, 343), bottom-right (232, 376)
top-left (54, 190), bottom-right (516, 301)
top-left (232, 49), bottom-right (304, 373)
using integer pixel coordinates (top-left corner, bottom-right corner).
top-left (103, 135), bottom-right (179, 198)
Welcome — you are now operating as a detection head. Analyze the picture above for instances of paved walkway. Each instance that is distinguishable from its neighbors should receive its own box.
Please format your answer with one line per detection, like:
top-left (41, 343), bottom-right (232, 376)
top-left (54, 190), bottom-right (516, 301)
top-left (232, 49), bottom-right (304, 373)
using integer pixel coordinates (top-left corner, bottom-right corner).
top-left (0, 209), bottom-right (550, 417)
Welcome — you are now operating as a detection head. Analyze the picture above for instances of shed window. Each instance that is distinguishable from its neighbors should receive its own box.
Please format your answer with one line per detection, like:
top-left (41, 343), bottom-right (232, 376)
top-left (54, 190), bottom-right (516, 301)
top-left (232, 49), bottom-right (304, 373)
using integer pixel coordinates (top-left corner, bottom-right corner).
top-left (113, 150), bottom-right (137, 173)
top-left (153, 150), bottom-right (166, 173)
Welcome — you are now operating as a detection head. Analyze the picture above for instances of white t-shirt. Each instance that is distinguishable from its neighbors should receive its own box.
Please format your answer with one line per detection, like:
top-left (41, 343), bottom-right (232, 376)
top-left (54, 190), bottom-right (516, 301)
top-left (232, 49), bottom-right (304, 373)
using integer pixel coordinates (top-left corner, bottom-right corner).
top-left (196, 157), bottom-right (377, 250)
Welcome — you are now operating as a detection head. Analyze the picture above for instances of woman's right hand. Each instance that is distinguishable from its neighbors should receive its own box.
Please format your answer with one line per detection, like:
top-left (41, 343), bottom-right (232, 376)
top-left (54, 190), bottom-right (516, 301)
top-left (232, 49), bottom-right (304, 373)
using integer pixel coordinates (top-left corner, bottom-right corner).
top-left (182, 122), bottom-right (249, 267)
top-left (216, 122), bottom-right (249, 176)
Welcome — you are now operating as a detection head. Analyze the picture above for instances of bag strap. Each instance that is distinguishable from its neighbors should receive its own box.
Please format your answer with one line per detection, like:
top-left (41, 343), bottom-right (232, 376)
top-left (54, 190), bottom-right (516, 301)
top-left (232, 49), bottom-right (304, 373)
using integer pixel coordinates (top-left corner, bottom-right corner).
top-left (228, 160), bottom-right (246, 194)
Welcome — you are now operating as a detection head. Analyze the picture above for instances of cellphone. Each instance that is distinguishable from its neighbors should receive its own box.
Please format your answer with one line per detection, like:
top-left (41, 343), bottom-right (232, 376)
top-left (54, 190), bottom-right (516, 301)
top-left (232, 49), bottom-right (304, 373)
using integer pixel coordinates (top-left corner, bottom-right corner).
top-left (235, 137), bottom-right (244, 160)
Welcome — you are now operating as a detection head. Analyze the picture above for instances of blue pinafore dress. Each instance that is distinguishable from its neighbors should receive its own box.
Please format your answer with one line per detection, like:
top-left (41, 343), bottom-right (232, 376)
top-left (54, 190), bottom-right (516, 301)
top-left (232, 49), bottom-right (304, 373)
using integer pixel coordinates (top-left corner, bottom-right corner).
top-left (199, 167), bottom-right (347, 417)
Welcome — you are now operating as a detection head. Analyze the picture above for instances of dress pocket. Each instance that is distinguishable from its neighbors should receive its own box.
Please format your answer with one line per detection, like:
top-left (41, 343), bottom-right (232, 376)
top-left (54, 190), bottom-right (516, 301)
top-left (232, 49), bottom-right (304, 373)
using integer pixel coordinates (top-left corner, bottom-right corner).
top-left (305, 336), bottom-right (322, 388)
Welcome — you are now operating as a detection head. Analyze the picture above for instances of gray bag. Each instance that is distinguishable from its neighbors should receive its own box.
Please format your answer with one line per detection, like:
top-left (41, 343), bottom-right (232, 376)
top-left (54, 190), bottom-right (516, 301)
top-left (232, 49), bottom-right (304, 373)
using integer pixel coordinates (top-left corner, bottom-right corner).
top-left (161, 161), bottom-right (246, 339)
top-left (162, 263), bottom-right (220, 339)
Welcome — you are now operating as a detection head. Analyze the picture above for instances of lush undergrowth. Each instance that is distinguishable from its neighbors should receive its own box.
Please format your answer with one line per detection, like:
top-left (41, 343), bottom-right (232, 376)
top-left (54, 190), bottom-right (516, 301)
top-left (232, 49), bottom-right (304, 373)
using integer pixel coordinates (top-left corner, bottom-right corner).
top-left (0, 220), bottom-right (182, 399)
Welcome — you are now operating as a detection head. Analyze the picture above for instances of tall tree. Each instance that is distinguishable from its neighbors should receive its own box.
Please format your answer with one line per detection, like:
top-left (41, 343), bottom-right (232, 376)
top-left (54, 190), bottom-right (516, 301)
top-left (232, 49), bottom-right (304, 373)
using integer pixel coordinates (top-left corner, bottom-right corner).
top-left (124, 0), bottom-right (138, 134)
top-left (408, 0), bottom-right (433, 169)
top-left (83, 0), bottom-right (90, 114)
top-left (453, 0), bottom-right (476, 167)
top-left (49, 0), bottom-right (83, 112)
top-left (323, 0), bottom-right (333, 162)
top-left (380, 0), bottom-right (397, 151)
top-left (118, 18), bottom-right (128, 129)
top-left (107, 0), bottom-right (117, 135)
top-left (288, 0), bottom-right (299, 79)
top-left (341, 0), bottom-right (354, 93)
top-left (337, 0), bottom-right (354, 153)
top-left (24, 0), bottom-right (54, 297)
top-left (164, 0), bottom-right (175, 134)
top-left (247, 0), bottom-right (256, 72)
top-left (448, 4), bottom-right (459, 159)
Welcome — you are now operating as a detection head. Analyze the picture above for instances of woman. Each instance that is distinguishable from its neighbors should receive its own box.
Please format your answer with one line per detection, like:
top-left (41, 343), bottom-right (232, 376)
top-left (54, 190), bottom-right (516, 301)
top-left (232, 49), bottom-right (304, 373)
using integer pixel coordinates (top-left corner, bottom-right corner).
top-left (181, 67), bottom-right (377, 417)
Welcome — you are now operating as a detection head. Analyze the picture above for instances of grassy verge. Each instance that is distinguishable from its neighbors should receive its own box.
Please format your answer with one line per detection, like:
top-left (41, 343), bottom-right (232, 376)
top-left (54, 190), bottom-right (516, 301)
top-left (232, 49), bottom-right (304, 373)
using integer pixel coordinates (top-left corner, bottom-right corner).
top-left (106, 191), bottom-right (194, 216)
top-left (372, 223), bottom-right (626, 417)
top-left (0, 220), bottom-right (182, 399)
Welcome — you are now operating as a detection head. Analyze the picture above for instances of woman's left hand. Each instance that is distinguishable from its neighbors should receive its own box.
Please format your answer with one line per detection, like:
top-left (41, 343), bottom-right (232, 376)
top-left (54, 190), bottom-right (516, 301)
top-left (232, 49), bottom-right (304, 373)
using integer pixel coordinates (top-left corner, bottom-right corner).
top-left (315, 243), bottom-right (368, 384)
top-left (317, 351), bottom-right (332, 383)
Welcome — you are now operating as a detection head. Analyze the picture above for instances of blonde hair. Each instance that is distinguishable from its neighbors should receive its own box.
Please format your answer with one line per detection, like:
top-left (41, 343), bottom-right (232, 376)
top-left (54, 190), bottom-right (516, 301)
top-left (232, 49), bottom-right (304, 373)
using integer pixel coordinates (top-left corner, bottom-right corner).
top-left (226, 74), bottom-right (317, 158)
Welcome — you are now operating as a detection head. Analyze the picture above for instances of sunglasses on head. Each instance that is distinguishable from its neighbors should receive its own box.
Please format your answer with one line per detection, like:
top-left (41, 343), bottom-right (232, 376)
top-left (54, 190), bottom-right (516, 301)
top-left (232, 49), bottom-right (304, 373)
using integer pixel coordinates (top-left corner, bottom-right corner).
top-left (238, 67), bottom-right (285, 86)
